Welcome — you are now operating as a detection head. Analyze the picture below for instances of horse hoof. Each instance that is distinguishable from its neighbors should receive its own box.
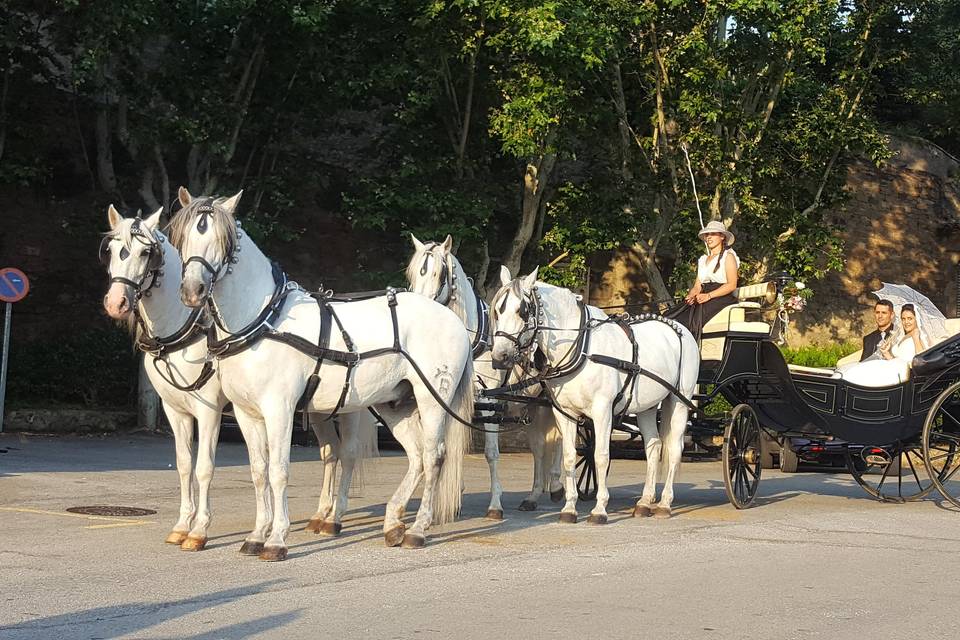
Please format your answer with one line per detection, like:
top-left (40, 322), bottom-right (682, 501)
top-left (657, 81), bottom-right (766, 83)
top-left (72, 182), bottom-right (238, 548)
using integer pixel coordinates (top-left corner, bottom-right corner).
top-left (550, 488), bottom-right (565, 503)
top-left (485, 509), bottom-right (504, 521)
top-left (304, 518), bottom-right (323, 533)
top-left (633, 504), bottom-right (653, 518)
top-left (653, 506), bottom-right (672, 519)
top-left (318, 522), bottom-right (342, 537)
top-left (258, 546), bottom-right (288, 562)
top-left (518, 500), bottom-right (537, 512)
top-left (558, 512), bottom-right (577, 524)
top-left (165, 531), bottom-right (188, 545)
top-left (384, 525), bottom-right (406, 548)
top-left (238, 541), bottom-right (264, 556)
top-left (400, 534), bottom-right (425, 549)
top-left (586, 514), bottom-right (608, 525)
top-left (180, 535), bottom-right (207, 552)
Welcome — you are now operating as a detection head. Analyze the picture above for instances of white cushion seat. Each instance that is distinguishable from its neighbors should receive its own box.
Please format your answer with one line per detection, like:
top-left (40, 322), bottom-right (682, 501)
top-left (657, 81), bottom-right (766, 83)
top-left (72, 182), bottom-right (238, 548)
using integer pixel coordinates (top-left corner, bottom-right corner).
top-left (700, 302), bottom-right (771, 361)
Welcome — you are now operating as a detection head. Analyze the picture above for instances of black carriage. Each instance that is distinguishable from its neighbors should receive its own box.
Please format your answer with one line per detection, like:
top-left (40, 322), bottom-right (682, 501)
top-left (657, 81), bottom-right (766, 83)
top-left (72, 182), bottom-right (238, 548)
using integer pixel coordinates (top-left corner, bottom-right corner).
top-left (572, 277), bottom-right (960, 509)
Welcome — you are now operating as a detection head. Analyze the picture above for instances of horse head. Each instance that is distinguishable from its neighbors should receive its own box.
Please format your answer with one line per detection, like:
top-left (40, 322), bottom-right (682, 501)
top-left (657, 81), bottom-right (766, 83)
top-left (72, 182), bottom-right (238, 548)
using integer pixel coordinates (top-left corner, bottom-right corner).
top-left (406, 233), bottom-right (455, 304)
top-left (101, 205), bottom-right (165, 320)
top-left (168, 186), bottom-right (242, 308)
top-left (489, 265), bottom-right (540, 370)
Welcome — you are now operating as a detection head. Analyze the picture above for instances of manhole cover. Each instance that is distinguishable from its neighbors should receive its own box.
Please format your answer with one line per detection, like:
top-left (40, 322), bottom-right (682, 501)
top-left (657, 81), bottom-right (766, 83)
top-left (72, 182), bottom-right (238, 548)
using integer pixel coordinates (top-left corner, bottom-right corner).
top-left (66, 506), bottom-right (156, 517)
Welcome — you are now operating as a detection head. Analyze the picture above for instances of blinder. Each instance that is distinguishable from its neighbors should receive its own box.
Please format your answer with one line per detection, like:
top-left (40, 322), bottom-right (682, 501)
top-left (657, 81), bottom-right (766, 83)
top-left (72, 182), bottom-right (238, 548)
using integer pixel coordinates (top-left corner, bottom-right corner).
top-left (419, 241), bottom-right (453, 304)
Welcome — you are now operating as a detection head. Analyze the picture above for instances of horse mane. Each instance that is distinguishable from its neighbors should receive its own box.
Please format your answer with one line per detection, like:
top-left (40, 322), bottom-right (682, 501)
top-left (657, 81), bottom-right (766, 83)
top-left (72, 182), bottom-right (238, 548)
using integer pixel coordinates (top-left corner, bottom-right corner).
top-left (166, 195), bottom-right (238, 258)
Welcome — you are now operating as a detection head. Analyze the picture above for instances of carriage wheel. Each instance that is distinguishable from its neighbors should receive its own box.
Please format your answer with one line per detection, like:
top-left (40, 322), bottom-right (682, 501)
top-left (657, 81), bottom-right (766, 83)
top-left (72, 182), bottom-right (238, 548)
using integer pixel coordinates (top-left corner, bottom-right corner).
top-left (722, 404), bottom-right (762, 509)
top-left (922, 381), bottom-right (960, 508)
top-left (574, 421), bottom-right (611, 501)
top-left (845, 442), bottom-right (938, 503)
top-left (575, 421), bottom-right (598, 501)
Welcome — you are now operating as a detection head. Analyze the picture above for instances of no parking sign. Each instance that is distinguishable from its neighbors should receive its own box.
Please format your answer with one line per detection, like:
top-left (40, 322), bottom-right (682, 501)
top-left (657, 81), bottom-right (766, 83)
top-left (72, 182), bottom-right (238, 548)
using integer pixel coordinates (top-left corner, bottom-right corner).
top-left (0, 267), bottom-right (30, 432)
top-left (0, 267), bottom-right (30, 303)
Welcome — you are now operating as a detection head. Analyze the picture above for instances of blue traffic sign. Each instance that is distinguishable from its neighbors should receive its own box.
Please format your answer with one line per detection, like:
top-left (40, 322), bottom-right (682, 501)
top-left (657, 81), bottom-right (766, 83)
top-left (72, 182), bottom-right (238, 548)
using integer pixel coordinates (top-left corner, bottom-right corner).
top-left (0, 267), bottom-right (29, 303)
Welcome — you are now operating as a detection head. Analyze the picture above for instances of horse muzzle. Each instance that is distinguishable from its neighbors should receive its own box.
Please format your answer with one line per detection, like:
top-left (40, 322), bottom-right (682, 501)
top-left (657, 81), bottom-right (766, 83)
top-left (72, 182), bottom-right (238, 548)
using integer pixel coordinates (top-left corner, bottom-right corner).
top-left (103, 282), bottom-right (133, 319)
top-left (179, 279), bottom-right (207, 308)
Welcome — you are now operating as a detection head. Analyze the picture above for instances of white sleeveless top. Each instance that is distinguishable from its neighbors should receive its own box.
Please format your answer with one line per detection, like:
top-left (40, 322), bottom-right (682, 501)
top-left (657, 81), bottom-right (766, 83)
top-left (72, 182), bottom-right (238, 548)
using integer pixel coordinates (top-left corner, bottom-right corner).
top-left (697, 250), bottom-right (740, 284)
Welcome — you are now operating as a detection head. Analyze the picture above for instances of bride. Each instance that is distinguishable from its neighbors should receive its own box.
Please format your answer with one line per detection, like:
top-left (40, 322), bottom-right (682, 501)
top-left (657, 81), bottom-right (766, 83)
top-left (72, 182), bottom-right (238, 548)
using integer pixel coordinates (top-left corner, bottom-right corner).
top-left (841, 303), bottom-right (932, 386)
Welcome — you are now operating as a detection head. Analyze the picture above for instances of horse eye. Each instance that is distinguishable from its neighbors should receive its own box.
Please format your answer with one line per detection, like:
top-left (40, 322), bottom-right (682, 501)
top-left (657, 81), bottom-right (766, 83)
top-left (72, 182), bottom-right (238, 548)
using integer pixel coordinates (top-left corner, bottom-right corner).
top-left (119, 246), bottom-right (130, 261)
top-left (198, 215), bottom-right (208, 234)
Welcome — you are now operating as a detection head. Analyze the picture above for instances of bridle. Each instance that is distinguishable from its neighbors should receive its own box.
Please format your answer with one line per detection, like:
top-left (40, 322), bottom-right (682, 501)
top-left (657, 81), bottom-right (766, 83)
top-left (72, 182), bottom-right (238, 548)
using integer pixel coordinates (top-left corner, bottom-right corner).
top-left (180, 200), bottom-right (241, 302)
top-left (492, 284), bottom-right (542, 364)
top-left (99, 217), bottom-right (165, 301)
top-left (419, 242), bottom-right (455, 305)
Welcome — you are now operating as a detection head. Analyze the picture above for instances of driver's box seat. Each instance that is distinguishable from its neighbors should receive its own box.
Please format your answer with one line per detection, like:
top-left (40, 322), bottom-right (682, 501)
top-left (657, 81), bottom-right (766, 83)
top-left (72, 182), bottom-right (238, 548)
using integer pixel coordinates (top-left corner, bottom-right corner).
top-left (699, 282), bottom-right (773, 362)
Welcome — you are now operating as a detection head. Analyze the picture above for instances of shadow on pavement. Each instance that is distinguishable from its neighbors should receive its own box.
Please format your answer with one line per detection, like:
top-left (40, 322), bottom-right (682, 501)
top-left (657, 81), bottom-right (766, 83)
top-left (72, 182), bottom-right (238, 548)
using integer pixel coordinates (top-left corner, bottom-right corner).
top-left (0, 581), bottom-right (291, 639)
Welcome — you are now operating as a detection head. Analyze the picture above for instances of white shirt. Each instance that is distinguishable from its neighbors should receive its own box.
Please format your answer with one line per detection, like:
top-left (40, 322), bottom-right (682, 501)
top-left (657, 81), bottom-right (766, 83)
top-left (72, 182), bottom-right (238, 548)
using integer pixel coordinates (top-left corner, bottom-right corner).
top-left (697, 250), bottom-right (740, 285)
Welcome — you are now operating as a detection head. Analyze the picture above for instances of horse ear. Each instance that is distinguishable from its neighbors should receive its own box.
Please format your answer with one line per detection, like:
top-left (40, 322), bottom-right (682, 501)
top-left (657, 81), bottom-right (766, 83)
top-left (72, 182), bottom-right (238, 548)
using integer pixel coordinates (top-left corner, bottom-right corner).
top-left (107, 204), bottom-right (122, 230)
top-left (521, 267), bottom-right (539, 291)
top-left (221, 190), bottom-right (243, 215)
top-left (442, 234), bottom-right (453, 252)
top-left (178, 186), bottom-right (193, 207)
top-left (143, 207), bottom-right (163, 231)
top-left (499, 264), bottom-right (512, 286)
top-left (411, 233), bottom-right (425, 253)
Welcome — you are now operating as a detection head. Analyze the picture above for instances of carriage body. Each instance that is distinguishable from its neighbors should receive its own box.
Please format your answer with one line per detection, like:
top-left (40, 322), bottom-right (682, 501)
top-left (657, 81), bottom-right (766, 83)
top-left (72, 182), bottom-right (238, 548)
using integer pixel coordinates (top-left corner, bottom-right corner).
top-left (690, 292), bottom-right (960, 508)
top-left (699, 327), bottom-right (960, 447)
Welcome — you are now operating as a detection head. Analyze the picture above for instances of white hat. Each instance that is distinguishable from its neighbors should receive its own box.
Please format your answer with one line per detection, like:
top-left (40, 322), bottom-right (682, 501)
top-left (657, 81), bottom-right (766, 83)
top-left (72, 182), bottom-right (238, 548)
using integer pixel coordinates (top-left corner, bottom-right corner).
top-left (698, 220), bottom-right (734, 247)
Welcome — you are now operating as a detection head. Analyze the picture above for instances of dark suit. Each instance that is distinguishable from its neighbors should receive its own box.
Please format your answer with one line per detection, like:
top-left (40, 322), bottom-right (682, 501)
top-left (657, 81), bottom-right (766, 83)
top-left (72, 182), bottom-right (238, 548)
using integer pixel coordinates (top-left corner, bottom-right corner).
top-left (861, 328), bottom-right (894, 362)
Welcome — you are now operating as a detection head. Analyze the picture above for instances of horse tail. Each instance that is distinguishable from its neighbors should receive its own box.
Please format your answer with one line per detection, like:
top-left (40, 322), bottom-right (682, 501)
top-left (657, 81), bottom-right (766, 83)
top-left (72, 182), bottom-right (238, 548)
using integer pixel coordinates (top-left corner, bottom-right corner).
top-left (347, 409), bottom-right (381, 498)
top-left (433, 355), bottom-right (474, 525)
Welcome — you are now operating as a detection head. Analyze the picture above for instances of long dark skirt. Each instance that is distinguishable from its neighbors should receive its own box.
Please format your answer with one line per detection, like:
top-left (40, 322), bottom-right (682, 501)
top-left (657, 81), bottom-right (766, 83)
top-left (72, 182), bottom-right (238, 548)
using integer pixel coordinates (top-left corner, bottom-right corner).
top-left (666, 282), bottom-right (738, 342)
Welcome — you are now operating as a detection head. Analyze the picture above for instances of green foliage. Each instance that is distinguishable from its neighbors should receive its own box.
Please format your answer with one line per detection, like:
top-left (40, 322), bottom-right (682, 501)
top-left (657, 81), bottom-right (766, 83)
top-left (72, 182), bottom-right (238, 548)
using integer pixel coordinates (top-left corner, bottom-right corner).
top-left (6, 326), bottom-right (138, 409)
top-left (780, 343), bottom-right (861, 368)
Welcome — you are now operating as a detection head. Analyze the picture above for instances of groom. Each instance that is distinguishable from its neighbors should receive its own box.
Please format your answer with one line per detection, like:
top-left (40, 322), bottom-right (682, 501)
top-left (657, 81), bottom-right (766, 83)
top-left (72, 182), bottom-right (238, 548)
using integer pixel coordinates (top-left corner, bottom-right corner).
top-left (861, 299), bottom-right (896, 362)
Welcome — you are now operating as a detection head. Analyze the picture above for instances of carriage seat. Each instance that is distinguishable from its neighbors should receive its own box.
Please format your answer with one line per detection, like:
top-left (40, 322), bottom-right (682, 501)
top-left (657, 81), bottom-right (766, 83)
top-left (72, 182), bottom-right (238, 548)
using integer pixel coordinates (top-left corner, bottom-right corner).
top-left (700, 301), bottom-right (771, 361)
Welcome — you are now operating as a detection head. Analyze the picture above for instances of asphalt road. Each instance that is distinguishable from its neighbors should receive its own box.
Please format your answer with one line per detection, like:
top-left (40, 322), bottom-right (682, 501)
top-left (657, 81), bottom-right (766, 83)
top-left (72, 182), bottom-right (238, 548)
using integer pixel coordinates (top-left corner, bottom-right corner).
top-left (1, 432), bottom-right (959, 640)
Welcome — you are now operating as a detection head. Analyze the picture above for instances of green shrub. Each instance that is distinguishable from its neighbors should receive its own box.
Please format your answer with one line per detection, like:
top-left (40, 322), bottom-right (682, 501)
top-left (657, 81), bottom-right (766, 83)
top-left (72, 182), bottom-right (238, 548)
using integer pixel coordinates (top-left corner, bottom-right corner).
top-left (780, 343), bottom-right (860, 368)
top-left (6, 326), bottom-right (138, 408)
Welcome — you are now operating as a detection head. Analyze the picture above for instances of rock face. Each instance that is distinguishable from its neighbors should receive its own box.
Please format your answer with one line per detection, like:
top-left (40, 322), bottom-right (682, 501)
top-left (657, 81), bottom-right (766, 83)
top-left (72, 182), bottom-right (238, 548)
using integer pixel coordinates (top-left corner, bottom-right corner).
top-left (797, 136), bottom-right (960, 345)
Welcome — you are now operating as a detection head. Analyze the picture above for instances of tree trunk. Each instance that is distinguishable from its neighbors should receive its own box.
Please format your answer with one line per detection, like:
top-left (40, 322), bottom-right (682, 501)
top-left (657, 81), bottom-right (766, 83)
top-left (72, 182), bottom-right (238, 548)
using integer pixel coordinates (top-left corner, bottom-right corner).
top-left (0, 66), bottom-right (10, 163)
top-left (501, 143), bottom-right (557, 279)
top-left (95, 107), bottom-right (118, 194)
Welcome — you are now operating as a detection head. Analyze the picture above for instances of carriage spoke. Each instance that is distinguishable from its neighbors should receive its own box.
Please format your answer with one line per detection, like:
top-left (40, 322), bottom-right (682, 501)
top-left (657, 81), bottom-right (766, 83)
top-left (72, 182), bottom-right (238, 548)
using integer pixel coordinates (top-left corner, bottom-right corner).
top-left (939, 462), bottom-right (960, 484)
top-left (937, 408), bottom-right (960, 431)
top-left (904, 450), bottom-right (924, 493)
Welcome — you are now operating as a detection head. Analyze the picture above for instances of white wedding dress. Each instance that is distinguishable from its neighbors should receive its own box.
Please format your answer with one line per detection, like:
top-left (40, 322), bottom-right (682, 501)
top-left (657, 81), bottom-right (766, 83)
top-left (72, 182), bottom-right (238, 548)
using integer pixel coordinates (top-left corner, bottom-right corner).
top-left (840, 336), bottom-right (921, 387)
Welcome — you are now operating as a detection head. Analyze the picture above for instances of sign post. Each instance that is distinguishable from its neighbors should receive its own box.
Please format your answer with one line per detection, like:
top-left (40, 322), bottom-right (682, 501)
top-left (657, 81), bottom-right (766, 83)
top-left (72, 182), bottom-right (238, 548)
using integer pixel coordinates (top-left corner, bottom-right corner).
top-left (0, 267), bottom-right (30, 433)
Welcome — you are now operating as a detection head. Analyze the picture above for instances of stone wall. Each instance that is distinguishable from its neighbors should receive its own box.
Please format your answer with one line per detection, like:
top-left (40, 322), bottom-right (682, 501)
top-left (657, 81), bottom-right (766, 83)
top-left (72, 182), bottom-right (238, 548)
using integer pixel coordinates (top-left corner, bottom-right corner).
top-left (794, 136), bottom-right (960, 345)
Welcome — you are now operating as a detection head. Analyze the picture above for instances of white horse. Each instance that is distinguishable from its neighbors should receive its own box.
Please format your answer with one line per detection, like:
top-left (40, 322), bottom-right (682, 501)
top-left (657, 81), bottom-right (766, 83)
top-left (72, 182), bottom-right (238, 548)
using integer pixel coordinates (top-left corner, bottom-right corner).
top-left (406, 235), bottom-right (563, 517)
top-left (489, 267), bottom-right (700, 522)
top-left (101, 206), bottom-right (374, 551)
top-left (102, 206), bottom-right (227, 550)
top-left (171, 188), bottom-right (474, 560)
